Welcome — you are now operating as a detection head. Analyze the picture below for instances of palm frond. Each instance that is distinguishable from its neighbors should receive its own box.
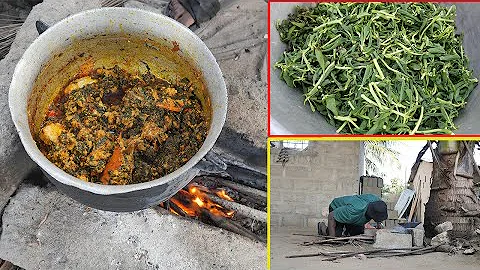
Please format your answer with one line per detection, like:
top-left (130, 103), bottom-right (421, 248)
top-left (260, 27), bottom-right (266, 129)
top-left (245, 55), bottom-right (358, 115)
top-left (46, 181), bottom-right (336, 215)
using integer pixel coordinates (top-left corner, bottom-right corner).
top-left (101, 0), bottom-right (127, 7)
top-left (364, 141), bottom-right (402, 178)
top-left (0, 16), bottom-right (24, 59)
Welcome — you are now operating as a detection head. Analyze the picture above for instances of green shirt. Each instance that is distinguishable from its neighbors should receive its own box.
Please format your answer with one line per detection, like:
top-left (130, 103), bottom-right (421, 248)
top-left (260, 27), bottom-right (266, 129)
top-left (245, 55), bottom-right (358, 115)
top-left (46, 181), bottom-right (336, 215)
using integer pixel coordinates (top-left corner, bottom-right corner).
top-left (329, 194), bottom-right (381, 226)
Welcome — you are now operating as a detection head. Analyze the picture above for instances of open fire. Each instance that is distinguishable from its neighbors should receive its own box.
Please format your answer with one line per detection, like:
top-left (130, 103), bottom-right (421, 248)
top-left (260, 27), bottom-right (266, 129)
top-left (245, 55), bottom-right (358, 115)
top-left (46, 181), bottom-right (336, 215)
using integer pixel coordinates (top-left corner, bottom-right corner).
top-left (160, 176), bottom-right (267, 243)
top-left (168, 185), bottom-right (235, 218)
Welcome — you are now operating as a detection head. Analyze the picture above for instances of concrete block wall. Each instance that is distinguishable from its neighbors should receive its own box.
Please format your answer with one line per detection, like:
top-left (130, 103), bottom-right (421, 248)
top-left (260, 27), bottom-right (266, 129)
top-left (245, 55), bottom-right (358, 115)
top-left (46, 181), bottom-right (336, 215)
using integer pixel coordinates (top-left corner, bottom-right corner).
top-left (270, 141), bottom-right (361, 229)
top-left (361, 176), bottom-right (383, 197)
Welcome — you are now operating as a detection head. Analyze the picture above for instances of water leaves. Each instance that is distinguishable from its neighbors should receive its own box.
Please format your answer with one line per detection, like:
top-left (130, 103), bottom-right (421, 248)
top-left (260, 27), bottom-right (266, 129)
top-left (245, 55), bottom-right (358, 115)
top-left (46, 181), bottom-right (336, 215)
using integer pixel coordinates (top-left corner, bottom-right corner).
top-left (275, 3), bottom-right (478, 134)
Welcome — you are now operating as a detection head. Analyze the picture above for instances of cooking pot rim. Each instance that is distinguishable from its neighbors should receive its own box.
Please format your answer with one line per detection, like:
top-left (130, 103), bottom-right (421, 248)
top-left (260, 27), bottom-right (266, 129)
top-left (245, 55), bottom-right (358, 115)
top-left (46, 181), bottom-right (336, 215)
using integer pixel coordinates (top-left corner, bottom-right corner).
top-left (9, 7), bottom-right (227, 195)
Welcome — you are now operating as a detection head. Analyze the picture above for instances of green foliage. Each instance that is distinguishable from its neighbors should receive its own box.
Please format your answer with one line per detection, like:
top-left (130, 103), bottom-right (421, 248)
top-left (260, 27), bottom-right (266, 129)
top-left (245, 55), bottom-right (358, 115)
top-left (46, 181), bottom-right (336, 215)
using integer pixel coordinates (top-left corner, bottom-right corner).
top-left (275, 3), bottom-right (478, 134)
top-left (382, 177), bottom-right (405, 196)
top-left (364, 141), bottom-right (401, 179)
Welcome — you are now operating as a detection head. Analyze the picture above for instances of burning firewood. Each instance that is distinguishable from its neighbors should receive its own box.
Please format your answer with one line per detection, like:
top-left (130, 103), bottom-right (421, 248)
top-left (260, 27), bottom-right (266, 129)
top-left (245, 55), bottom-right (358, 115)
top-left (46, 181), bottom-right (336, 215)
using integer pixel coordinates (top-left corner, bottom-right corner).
top-left (207, 193), bottom-right (267, 223)
top-left (162, 178), bottom-right (266, 243)
top-left (199, 209), bottom-right (264, 243)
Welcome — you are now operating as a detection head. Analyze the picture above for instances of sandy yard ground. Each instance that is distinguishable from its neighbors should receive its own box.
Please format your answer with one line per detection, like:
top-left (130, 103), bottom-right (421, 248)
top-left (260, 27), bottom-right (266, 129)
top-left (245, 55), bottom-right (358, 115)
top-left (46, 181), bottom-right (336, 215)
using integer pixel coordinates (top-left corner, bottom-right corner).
top-left (270, 227), bottom-right (480, 270)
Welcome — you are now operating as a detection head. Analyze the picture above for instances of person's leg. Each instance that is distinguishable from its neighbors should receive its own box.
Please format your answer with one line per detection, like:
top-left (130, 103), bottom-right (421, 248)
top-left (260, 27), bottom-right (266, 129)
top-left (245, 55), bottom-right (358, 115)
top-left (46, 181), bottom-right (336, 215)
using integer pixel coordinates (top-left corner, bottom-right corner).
top-left (318, 222), bottom-right (327, 235)
top-left (344, 224), bottom-right (365, 236)
top-left (166, 0), bottom-right (221, 28)
top-left (166, 0), bottom-right (195, 27)
top-left (335, 222), bottom-right (345, 237)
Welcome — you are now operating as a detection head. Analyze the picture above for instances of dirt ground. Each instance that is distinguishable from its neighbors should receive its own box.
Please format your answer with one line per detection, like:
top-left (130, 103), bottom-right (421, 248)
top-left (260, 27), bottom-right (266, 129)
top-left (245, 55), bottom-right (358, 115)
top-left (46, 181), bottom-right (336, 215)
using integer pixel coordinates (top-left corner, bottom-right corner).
top-left (270, 227), bottom-right (480, 270)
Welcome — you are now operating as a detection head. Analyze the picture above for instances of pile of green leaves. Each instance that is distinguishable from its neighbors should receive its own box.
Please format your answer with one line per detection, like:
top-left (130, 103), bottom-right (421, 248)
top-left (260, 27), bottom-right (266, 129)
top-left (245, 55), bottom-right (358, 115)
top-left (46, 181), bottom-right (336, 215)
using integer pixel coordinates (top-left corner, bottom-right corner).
top-left (275, 3), bottom-right (478, 134)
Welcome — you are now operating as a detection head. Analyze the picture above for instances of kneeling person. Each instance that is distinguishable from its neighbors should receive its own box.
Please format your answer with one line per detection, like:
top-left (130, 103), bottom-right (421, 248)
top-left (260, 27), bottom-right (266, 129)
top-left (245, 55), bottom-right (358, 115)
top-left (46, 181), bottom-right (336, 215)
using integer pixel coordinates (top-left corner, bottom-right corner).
top-left (319, 194), bottom-right (388, 237)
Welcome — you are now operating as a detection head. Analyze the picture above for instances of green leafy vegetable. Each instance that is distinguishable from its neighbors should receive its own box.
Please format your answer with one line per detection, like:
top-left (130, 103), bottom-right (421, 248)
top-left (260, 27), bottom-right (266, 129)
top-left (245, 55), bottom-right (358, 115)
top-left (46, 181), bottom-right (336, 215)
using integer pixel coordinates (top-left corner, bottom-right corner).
top-left (275, 3), bottom-right (478, 134)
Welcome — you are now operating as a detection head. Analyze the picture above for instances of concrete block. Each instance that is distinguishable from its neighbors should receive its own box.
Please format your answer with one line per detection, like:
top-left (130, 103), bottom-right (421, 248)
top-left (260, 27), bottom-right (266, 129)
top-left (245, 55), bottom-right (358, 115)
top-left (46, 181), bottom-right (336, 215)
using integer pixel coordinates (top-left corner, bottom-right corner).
top-left (293, 179), bottom-right (318, 191)
top-left (271, 201), bottom-right (294, 214)
top-left (270, 214), bottom-right (281, 227)
top-left (377, 178), bottom-right (384, 188)
top-left (388, 210), bottom-right (399, 220)
top-left (431, 231), bottom-right (450, 246)
top-left (435, 221), bottom-right (453, 234)
top-left (279, 192), bottom-right (303, 205)
top-left (281, 214), bottom-right (305, 227)
top-left (373, 229), bottom-right (412, 249)
top-left (408, 228), bottom-right (424, 247)
top-left (384, 220), bottom-right (395, 228)
top-left (322, 182), bottom-right (337, 193)
top-left (285, 166), bottom-right (311, 178)
top-left (294, 205), bottom-right (315, 215)
top-left (388, 202), bottom-right (396, 210)
top-left (273, 177), bottom-right (294, 189)
top-left (269, 164), bottom-right (284, 176)
top-left (364, 228), bottom-right (377, 237)
top-left (363, 186), bottom-right (382, 196)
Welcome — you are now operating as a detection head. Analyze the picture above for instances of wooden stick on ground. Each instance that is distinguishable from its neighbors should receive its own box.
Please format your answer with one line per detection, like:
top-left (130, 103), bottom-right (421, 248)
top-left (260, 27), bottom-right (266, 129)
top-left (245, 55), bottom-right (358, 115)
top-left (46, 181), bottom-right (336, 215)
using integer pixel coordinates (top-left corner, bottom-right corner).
top-left (293, 233), bottom-right (317, 237)
top-left (302, 235), bottom-right (374, 246)
top-left (286, 250), bottom-right (350, 258)
top-left (322, 246), bottom-right (427, 261)
top-left (293, 233), bottom-right (345, 239)
top-left (366, 245), bottom-right (438, 258)
top-left (287, 247), bottom-right (427, 259)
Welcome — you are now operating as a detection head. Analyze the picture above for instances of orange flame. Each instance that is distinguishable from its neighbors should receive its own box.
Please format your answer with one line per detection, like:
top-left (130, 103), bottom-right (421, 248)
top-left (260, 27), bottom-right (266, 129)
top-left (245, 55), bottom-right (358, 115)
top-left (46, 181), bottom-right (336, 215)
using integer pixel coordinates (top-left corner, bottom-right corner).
top-left (215, 189), bottom-right (234, 201)
top-left (169, 197), bottom-right (196, 217)
top-left (193, 197), bottom-right (205, 207)
top-left (170, 208), bottom-right (180, 216)
top-left (167, 184), bottom-right (235, 219)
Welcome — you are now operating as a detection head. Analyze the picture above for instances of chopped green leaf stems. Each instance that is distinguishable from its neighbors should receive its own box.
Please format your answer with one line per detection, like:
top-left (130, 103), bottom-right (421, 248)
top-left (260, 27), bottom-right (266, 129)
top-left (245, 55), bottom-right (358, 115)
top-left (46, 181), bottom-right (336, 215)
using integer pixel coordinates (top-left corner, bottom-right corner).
top-left (275, 3), bottom-right (478, 134)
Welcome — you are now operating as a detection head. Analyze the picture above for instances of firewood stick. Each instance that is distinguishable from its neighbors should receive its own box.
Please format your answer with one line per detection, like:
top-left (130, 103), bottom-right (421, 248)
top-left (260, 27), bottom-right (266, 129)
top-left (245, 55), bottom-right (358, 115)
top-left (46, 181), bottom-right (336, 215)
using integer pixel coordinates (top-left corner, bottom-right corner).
top-left (207, 193), bottom-right (267, 223)
top-left (304, 241), bottom-right (368, 246)
top-left (168, 200), bottom-right (188, 217)
top-left (0, 261), bottom-right (14, 270)
top-left (321, 247), bottom-right (427, 261)
top-left (192, 179), bottom-right (266, 211)
top-left (293, 233), bottom-right (343, 238)
top-left (366, 245), bottom-right (438, 258)
top-left (287, 247), bottom-right (425, 259)
top-left (293, 233), bottom-right (325, 237)
top-left (294, 233), bottom-right (375, 239)
top-left (302, 236), bottom-right (374, 246)
top-left (286, 251), bottom-right (350, 258)
top-left (203, 177), bottom-right (267, 198)
top-left (199, 209), bottom-right (264, 242)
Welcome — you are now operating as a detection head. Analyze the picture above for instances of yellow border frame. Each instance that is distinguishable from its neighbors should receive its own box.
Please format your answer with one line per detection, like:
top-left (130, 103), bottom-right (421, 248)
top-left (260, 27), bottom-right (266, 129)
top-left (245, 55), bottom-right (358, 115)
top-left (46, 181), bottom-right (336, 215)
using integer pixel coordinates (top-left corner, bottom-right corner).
top-left (266, 136), bottom-right (480, 269)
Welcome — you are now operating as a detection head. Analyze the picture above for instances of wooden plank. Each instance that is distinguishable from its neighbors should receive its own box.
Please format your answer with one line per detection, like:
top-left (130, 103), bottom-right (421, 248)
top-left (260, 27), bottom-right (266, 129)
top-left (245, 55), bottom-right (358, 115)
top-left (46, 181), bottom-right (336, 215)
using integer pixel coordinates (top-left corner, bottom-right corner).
top-left (408, 181), bottom-right (421, 222)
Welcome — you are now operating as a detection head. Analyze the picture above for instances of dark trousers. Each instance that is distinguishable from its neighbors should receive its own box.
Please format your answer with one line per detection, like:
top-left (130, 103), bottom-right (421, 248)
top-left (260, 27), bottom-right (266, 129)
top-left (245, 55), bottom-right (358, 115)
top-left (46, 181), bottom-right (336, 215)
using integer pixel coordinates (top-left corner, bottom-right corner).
top-left (334, 222), bottom-right (364, 237)
top-left (329, 206), bottom-right (364, 237)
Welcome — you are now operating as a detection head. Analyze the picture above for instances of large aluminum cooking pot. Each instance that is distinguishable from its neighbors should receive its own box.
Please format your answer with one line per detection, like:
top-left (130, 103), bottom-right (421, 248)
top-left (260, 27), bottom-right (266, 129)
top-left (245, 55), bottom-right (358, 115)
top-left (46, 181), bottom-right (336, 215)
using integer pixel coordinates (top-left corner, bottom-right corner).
top-left (9, 8), bottom-right (227, 212)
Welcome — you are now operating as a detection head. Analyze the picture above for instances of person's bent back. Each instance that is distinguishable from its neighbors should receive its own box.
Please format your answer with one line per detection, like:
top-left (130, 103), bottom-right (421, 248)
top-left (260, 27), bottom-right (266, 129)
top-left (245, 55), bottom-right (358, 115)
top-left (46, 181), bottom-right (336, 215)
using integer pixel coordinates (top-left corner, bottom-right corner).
top-left (318, 194), bottom-right (388, 237)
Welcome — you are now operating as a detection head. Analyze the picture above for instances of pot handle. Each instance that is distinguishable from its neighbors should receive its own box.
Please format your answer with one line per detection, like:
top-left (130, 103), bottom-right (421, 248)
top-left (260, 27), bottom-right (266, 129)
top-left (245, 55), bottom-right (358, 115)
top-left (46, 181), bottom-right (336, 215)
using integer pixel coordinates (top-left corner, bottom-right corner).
top-left (36, 20), bottom-right (50, 35)
top-left (194, 151), bottom-right (227, 174)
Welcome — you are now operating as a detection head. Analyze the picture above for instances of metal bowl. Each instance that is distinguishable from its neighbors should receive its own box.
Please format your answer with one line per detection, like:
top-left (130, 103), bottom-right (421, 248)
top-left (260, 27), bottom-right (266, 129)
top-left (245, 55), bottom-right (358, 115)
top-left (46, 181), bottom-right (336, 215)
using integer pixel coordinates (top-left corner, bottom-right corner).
top-left (9, 8), bottom-right (227, 212)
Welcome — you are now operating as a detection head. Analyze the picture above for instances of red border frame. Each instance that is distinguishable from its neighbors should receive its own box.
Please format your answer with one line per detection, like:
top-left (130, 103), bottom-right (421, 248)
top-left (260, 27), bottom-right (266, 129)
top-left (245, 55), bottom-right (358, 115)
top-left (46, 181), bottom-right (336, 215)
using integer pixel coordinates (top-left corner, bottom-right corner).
top-left (267, 1), bottom-right (480, 138)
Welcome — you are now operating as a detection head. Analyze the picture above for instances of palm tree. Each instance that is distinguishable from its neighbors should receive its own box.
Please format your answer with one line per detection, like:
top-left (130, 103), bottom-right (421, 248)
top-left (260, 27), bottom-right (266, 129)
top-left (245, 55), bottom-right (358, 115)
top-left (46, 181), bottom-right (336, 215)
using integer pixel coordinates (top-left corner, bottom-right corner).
top-left (364, 141), bottom-right (401, 179)
top-left (424, 141), bottom-right (480, 238)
